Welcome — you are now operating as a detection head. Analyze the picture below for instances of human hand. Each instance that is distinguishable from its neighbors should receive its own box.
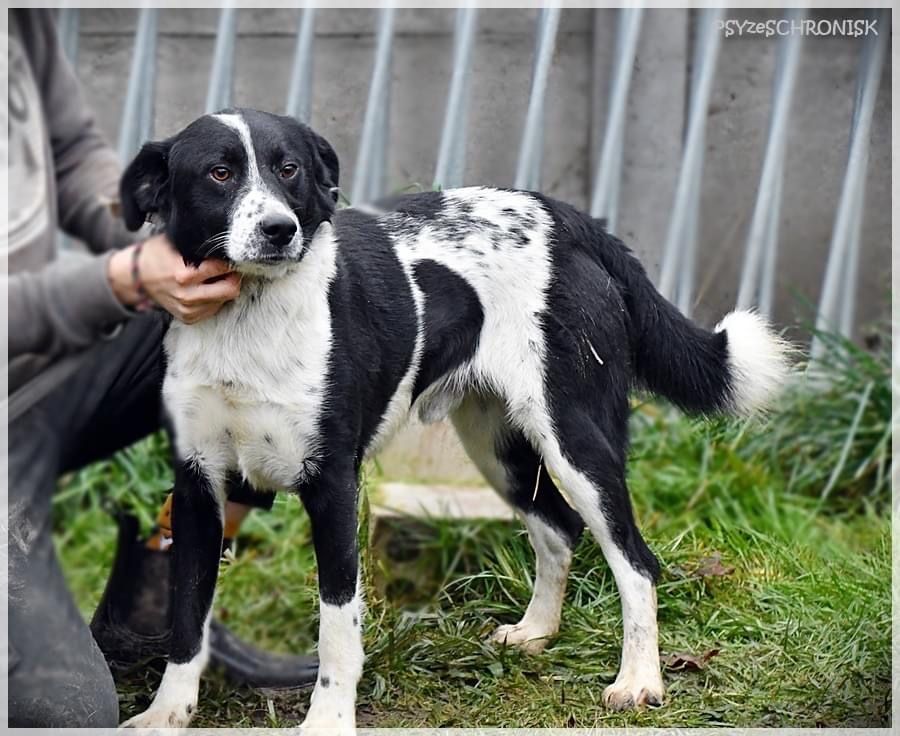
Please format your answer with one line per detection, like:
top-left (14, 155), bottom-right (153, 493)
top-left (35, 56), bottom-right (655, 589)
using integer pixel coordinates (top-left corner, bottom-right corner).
top-left (108, 234), bottom-right (241, 324)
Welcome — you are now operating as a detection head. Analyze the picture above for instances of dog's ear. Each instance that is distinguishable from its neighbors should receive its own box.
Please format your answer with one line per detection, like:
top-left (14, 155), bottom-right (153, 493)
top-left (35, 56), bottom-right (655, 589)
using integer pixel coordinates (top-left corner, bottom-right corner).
top-left (308, 128), bottom-right (340, 209)
top-left (120, 140), bottom-right (172, 231)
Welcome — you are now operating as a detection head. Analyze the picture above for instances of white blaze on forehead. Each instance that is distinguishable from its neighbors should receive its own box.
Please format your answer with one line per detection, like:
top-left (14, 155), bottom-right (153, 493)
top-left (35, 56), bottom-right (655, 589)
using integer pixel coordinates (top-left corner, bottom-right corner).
top-left (210, 112), bottom-right (302, 267)
top-left (211, 112), bottom-right (262, 186)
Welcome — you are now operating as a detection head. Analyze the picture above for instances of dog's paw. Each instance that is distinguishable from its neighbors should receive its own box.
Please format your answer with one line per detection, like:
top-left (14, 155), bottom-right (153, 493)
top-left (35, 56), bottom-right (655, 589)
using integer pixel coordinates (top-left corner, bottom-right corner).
top-left (299, 674), bottom-right (357, 735)
top-left (490, 622), bottom-right (555, 654)
top-left (119, 701), bottom-right (194, 733)
top-left (602, 673), bottom-right (665, 711)
top-left (300, 711), bottom-right (356, 736)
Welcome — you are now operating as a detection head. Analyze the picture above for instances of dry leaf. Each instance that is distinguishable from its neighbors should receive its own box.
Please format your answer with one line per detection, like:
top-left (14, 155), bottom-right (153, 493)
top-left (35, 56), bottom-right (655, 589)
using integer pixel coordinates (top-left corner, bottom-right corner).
top-left (692, 551), bottom-right (735, 578)
top-left (662, 648), bottom-right (720, 672)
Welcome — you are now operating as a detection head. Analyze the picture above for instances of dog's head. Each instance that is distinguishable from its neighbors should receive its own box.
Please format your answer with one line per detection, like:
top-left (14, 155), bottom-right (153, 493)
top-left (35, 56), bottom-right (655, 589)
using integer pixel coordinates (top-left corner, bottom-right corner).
top-left (120, 108), bottom-right (339, 274)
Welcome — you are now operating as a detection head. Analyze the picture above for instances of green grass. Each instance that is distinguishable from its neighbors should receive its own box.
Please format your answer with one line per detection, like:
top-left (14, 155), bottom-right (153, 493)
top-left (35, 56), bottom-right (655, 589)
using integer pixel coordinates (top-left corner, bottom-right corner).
top-left (52, 328), bottom-right (892, 728)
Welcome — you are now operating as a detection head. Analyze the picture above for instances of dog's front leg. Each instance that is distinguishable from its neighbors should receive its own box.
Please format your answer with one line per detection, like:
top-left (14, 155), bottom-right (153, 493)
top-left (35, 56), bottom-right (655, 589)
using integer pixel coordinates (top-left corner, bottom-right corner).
top-left (121, 458), bottom-right (224, 731)
top-left (298, 462), bottom-right (363, 733)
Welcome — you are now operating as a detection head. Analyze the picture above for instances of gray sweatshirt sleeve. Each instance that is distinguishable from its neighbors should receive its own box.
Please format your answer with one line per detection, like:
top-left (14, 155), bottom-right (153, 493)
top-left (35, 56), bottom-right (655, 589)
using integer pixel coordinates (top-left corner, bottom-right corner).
top-left (7, 251), bottom-right (134, 360)
top-left (7, 11), bottom-right (139, 363)
top-left (30, 9), bottom-right (135, 253)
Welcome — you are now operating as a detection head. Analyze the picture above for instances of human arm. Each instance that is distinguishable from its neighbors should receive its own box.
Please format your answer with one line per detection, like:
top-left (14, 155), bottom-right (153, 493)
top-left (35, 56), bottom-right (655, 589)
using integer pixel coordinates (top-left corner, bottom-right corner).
top-left (22, 10), bottom-right (133, 253)
top-left (9, 236), bottom-right (241, 361)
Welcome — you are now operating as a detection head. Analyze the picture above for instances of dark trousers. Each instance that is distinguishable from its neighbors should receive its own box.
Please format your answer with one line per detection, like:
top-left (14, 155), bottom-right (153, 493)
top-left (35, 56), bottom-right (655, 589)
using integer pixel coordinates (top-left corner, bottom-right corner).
top-left (7, 313), bottom-right (270, 727)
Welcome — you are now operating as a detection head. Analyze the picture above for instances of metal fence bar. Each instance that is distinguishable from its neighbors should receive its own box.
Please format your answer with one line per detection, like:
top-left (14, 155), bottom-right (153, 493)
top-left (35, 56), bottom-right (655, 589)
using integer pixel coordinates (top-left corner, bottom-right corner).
top-left (831, 25), bottom-right (871, 339)
top-left (837, 179), bottom-right (865, 337)
top-left (657, 8), bottom-right (724, 315)
top-left (735, 8), bottom-right (805, 314)
top-left (757, 169), bottom-right (783, 316)
top-left (836, 20), bottom-right (877, 340)
top-left (371, 52), bottom-right (392, 201)
top-left (285, 8), bottom-right (317, 123)
top-left (433, 7), bottom-right (479, 190)
top-left (514, 7), bottom-right (561, 191)
top-left (811, 8), bottom-right (887, 359)
top-left (137, 13), bottom-right (158, 148)
top-left (675, 10), bottom-right (710, 314)
top-left (205, 6), bottom-right (238, 114)
top-left (351, 8), bottom-right (396, 205)
top-left (56, 8), bottom-right (80, 63)
top-left (589, 7), bottom-right (642, 233)
top-left (117, 8), bottom-right (159, 162)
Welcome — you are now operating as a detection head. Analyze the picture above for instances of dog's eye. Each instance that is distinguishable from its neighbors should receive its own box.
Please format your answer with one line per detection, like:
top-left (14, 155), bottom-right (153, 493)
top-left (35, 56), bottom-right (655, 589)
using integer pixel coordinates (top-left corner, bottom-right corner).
top-left (210, 166), bottom-right (232, 183)
top-left (279, 163), bottom-right (298, 180)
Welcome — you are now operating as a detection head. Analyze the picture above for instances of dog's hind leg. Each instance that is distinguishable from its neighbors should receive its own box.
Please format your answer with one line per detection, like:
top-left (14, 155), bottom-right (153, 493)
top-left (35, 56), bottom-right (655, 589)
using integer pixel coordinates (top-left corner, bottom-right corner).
top-left (522, 393), bottom-right (665, 710)
top-left (452, 395), bottom-right (583, 654)
top-left (120, 457), bottom-right (225, 730)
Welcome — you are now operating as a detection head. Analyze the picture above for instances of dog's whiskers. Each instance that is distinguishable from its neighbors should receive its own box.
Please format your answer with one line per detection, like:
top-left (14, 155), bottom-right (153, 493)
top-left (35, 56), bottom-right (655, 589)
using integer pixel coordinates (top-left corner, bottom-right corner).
top-left (198, 231), bottom-right (230, 258)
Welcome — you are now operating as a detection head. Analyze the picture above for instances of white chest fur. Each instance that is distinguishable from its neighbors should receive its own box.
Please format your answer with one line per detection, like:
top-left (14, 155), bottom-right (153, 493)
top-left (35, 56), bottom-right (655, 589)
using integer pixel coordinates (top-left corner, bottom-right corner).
top-left (163, 224), bottom-right (338, 492)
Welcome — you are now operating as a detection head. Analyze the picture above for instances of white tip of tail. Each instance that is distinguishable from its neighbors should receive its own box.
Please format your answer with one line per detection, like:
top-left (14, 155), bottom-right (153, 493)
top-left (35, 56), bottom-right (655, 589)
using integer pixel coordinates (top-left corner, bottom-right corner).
top-left (714, 310), bottom-right (792, 416)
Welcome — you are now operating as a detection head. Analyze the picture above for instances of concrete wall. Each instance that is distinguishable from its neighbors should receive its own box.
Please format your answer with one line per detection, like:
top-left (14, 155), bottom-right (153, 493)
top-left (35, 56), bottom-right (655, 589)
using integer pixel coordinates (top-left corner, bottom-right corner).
top-left (70, 7), bottom-right (891, 484)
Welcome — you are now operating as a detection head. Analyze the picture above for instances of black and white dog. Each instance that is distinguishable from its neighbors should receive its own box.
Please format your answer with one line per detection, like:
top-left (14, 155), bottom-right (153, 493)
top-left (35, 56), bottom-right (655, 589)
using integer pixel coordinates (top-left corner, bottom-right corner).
top-left (118, 108), bottom-right (788, 730)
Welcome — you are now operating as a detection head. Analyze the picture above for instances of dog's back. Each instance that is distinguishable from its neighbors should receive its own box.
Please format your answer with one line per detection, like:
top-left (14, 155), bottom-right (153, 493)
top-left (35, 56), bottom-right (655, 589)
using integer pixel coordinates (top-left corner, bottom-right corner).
top-left (339, 187), bottom-right (787, 428)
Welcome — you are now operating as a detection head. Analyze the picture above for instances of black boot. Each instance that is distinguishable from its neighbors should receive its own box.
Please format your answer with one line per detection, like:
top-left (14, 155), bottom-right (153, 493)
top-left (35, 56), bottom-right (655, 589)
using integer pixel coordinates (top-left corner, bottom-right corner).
top-left (90, 513), bottom-right (318, 690)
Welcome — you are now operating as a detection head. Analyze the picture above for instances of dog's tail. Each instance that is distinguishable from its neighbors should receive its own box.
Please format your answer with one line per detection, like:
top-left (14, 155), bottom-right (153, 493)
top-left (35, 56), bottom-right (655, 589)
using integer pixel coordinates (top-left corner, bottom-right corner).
top-left (591, 222), bottom-right (791, 416)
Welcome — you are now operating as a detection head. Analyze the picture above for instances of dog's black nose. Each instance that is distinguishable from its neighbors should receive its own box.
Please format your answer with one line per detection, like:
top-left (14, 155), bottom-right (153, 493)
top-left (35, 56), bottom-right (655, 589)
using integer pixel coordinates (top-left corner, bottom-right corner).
top-left (260, 215), bottom-right (297, 247)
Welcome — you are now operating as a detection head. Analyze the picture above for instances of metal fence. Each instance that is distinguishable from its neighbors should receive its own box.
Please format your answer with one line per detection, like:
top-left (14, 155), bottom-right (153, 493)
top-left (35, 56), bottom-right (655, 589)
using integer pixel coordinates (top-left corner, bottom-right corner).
top-left (56, 7), bottom-right (889, 355)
